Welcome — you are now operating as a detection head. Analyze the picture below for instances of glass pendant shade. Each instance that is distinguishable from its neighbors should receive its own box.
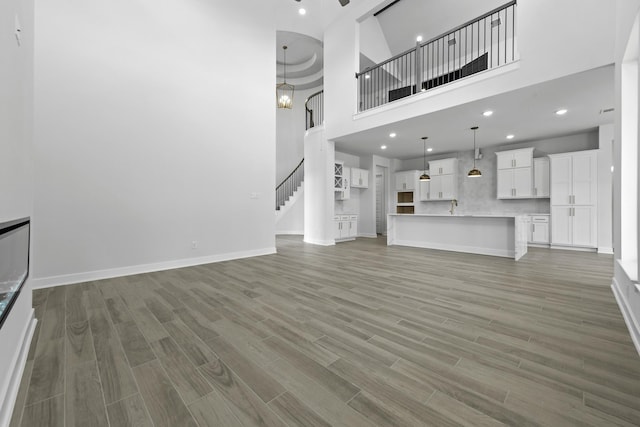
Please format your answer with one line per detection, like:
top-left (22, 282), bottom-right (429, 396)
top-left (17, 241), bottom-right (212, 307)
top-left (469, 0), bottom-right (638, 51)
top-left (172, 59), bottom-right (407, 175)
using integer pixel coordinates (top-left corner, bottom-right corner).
top-left (468, 126), bottom-right (482, 178)
top-left (420, 136), bottom-right (430, 181)
top-left (277, 46), bottom-right (294, 109)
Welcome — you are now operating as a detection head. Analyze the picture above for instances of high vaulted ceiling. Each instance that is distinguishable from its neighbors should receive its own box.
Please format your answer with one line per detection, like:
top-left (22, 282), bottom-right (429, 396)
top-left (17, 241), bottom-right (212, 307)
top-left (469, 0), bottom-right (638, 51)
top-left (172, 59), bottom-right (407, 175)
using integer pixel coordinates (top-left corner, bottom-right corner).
top-left (276, 31), bottom-right (323, 90)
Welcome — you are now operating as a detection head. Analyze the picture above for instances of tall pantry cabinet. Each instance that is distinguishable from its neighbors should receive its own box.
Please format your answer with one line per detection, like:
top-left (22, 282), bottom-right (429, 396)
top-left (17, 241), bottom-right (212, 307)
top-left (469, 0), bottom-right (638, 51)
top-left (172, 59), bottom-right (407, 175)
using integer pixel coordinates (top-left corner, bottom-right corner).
top-left (549, 150), bottom-right (597, 249)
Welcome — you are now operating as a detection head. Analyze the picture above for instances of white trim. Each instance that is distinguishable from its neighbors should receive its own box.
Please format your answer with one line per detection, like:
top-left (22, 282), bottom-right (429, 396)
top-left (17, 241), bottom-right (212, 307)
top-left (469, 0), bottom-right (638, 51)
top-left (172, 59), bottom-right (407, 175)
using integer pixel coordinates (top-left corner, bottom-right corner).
top-left (303, 237), bottom-right (335, 246)
top-left (30, 247), bottom-right (276, 289)
top-left (0, 310), bottom-right (36, 427)
top-left (611, 278), bottom-right (640, 357)
top-left (598, 247), bottom-right (614, 255)
top-left (550, 245), bottom-right (597, 253)
top-left (390, 239), bottom-right (514, 259)
top-left (528, 243), bottom-right (550, 248)
top-left (358, 233), bottom-right (378, 238)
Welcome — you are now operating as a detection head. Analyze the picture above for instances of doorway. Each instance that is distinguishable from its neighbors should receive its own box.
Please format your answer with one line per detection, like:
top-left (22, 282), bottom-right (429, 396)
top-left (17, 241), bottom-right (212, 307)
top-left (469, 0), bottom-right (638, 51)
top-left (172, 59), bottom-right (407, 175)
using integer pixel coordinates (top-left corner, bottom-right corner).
top-left (376, 167), bottom-right (387, 235)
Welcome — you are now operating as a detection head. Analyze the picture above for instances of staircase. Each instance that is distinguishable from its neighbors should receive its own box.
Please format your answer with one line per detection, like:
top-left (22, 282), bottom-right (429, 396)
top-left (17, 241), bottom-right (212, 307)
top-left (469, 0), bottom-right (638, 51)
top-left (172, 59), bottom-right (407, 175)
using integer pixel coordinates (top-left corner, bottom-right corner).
top-left (276, 158), bottom-right (304, 211)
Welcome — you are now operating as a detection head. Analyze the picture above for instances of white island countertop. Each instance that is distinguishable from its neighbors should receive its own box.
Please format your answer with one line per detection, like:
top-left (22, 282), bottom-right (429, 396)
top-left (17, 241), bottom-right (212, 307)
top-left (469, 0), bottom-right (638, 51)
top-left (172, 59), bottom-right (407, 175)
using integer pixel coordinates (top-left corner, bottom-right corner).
top-left (387, 213), bottom-right (528, 260)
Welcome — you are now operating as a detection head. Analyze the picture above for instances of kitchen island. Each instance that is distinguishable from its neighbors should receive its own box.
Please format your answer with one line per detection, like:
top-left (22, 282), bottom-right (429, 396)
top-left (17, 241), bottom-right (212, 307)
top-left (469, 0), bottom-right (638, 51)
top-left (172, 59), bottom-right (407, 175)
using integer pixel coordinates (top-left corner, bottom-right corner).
top-left (387, 213), bottom-right (528, 260)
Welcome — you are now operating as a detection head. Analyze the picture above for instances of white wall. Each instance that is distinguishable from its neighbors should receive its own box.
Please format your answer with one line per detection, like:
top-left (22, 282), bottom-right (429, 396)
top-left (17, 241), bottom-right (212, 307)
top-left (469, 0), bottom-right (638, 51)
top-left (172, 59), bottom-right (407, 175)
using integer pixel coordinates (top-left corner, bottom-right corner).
top-left (324, 0), bottom-right (616, 141)
top-left (275, 185), bottom-right (304, 235)
top-left (277, 86), bottom-right (322, 184)
top-left (31, 0), bottom-right (276, 287)
top-left (598, 124), bottom-right (614, 254)
top-left (612, 0), bottom-right (640, 356)
top-left (304, 126), bottom-right (335, 245)
top-left (399, 131), bottom-right (599, 215)
top-left (359, 15), bottom-right (392, 65)
top-left (0, 0), bottom-right (35, 421)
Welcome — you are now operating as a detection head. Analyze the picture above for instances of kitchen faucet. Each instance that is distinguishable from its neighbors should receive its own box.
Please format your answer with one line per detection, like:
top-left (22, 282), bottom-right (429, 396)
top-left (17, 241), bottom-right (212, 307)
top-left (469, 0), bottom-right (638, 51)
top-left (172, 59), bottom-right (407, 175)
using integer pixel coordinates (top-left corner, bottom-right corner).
top-left (449, 199), bottom-right (458, 215)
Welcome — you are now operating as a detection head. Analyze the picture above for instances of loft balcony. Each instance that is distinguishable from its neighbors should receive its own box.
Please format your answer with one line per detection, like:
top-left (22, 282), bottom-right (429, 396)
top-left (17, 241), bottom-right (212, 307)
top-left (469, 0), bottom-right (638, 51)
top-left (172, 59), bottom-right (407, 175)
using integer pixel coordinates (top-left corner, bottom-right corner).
top-left (356, 1), bottom-right (517, 112)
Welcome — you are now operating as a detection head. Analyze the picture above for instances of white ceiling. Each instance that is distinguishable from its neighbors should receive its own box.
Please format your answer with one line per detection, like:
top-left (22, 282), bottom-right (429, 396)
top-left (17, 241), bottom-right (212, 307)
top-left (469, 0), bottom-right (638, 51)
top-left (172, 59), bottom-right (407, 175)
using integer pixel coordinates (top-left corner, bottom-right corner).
top-left (277, 31), bottom-right (324, 90)
top-left (334, 65), bottom-right (615, 159)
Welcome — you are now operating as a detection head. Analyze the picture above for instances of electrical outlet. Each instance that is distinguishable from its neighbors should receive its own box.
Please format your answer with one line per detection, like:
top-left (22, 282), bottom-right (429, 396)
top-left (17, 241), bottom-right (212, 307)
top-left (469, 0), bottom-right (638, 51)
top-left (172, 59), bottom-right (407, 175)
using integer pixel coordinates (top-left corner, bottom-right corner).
top-left (250, 192), bottom-right (259, 199)
top-left (191, 240), bottom-right (198, 249)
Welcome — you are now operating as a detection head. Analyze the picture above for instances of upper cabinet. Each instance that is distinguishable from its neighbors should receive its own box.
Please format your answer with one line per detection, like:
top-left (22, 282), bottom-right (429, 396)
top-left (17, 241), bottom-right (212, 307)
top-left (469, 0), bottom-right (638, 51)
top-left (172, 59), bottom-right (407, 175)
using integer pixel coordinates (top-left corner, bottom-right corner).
top-left (336, 166), bottom-right (351, 200)
top-left (495, 148), bottom-right (534, 199)
top-left (426, 158), bottom-right (458, 201)
top-left (533, 157), bottom-right (550, 198)
top-left (395, 170), bottom-right (418, 191)
top-left (350, 168), bottom-right (369, 188)
top-left (334, 161), bottom-right (345, 191)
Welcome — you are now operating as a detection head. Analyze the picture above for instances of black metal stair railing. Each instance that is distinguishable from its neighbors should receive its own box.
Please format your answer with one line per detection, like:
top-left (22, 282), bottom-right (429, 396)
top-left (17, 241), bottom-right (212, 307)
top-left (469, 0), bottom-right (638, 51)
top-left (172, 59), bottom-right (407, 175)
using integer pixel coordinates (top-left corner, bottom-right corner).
top-left (305, 90), bottom-right (324, 130)
top-left (356, 0), bottom-right (517, 111)
top-left (276, 158), bottom-right (304, 211)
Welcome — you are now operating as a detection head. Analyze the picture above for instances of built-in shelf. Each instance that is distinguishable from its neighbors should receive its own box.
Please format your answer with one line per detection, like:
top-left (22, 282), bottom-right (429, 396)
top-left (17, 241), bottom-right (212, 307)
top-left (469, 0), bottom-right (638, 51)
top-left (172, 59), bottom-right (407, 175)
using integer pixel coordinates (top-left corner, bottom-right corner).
top-left (397, 206), bottom-right (415, 214)
top-left (397, 191), bottom-right (414, 204)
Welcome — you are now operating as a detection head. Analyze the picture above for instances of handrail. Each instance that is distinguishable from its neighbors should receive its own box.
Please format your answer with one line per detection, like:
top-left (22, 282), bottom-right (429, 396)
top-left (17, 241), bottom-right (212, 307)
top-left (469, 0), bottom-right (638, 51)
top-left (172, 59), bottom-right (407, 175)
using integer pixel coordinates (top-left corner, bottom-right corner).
top-left (305, 90), bottom-right (323, 130)
top-left (356, 1), bottom-right (516, 78)
top-left (356, 1), bottom-right (517, 111)
top-left (276, 158), bottom-right (304, 211)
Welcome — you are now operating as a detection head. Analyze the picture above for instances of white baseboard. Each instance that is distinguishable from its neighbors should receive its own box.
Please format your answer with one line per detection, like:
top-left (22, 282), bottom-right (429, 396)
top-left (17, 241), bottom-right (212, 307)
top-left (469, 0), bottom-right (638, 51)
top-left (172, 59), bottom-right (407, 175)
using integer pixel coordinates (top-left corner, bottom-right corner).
top-left (275, 230), bottom-right (304, 235)
top-left (303, 237), bottom-right (335, 246)
top-left (0, 310), bottom-right (36, 427)
top-left (598, 247), bottom-right (614, 255)
top-left (358, 233), bottom-right (378, 238)
top-left (30, 247), bottom-right (276, 289)
top-left (550, 245), bottom-right (597, 252)
top-left (611, 278), bottom-right (640, 357)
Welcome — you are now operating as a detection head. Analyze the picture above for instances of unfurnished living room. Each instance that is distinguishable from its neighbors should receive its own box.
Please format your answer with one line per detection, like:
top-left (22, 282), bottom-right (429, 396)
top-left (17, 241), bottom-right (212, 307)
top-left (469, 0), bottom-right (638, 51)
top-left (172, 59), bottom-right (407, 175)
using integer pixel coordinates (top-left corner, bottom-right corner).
top-left (2, 0), bottom-right (640, 426)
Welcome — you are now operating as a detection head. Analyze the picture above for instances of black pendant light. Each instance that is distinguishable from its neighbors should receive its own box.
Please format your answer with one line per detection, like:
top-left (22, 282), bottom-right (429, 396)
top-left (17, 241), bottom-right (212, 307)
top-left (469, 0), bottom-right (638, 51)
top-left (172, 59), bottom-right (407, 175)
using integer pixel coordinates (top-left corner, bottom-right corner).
top-left (419, 136), bottom-right (431, 181)
top-left (468, 126), bottom-right (482, 178)
top-left (277, 46), bottom-right (294, 109)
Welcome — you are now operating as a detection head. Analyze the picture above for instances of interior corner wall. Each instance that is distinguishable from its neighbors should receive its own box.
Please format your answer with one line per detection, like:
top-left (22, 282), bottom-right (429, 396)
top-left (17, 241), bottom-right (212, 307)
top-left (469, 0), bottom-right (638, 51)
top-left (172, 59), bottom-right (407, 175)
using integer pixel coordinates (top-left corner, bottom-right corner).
top-left (0, 0), bottom-right (35, 421)
top-left (31, 0), bottom-right (276, 287)
top-left (598, 124), bottom-right (614, 254)
top-left (359, 15), bottom-right (392, 64)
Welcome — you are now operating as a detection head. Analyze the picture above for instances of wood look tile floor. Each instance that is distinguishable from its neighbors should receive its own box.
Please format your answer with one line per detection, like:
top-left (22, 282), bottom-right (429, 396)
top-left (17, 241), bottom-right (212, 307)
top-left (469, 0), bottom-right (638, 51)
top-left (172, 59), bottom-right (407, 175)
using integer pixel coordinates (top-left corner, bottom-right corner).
top-left (10, 236), bottom-right (640, 426)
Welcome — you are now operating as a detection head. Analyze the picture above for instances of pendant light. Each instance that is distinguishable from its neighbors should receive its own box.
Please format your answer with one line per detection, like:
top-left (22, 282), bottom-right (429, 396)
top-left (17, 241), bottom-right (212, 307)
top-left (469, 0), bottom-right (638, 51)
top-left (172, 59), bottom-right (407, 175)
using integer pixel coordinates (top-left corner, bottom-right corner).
top-left (276, 46), bottom-right (294, 109)
top-left (468, 126), bottom-right (482, 178)
top-left (419, 136), bottom-right (431, 181)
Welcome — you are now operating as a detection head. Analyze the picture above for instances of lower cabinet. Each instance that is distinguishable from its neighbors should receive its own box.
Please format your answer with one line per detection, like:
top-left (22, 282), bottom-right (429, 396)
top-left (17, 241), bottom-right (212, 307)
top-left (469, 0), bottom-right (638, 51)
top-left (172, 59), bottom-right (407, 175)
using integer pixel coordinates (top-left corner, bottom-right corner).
top-left (334, 215), bottom-right (358, 241)
top-left (551, 206), bottom-right (596, 248)
top-left (528, 215), bottom-right (550, 245)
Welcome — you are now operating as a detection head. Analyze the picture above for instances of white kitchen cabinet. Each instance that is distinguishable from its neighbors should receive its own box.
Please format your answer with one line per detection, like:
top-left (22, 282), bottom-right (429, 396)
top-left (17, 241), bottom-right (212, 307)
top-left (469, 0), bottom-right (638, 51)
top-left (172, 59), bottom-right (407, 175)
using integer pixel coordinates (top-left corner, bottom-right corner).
top-left (425, 158), bottom-right (457, 201)
top-left (497, 148), bottom-right (533, 169)
top-left (549, 150), bottom-right (597, 249)
top-left (429, 174), bottom-right (456, 200)
top-left (350, 168), bottom-right (369, 188)
top-left (529, 215), bottom-right (550, 245)
top-left (533, 157), bottom-right (550, 198)
top-left (496, 148), bottom-right (534, 199)
top-left (395, 171), bottom-right (418, 191)
top-left (336, 167), bottom-right (351, 200)
top-left (418, 179), bottom-right (430, 201)
top-left (334, 215), bottom-right (357, 241)
top-left (334, 161), bottom-right (344, 191)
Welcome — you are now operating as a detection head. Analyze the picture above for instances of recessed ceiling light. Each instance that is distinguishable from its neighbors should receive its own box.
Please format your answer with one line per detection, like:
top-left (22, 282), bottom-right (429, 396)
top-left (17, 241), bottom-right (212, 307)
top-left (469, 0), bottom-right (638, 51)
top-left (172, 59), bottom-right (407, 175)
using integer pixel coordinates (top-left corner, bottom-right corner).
top-left (483, 110), bottom-right (493, 117)
top-left (381, 145), bottom-right (387, 150)
top-left (416, 35), bottom-right (423, 42)
top-left (556, 109), bottom-right (568, 115)
top-left (364, 74), bottom-right (370, 79)
top-left (298, 8), bottom-right (306, 15)
top-left (506, 134), bottom-right (515, 139)
top-left (389, 132), bottom-right (396, 138)
top-left (426, 147), bottom-right (433, 152)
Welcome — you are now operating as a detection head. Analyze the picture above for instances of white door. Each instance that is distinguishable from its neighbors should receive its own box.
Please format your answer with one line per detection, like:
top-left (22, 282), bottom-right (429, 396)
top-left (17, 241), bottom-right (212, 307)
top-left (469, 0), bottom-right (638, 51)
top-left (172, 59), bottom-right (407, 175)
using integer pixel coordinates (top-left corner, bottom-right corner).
top-left (572, 152), bottom-right (597, 205)
top-left (496, 153), bottom-right (513, 170)
top-left (551, 206), bottom-right (572, 245)
top-left (513, 150), bottom-right (532, 168)
top-left (572, 206), bottom-right (596, 247)
top-left (550, 155), bottom-right (572, 205)
top-left (534, 158), bottom-right (550, 197)
top-left (419, 180), bottom-right (430, 201)
top-left (512, 167), bottom-right (532, 198)
top-left (531, 222), bottom-right (549, 244)
top-left (497, 169), bottom-right (513, 198)
top-left (440, 175), bottom-right (456, 199)
top-left (376, 173), bottom-right (385, 234)
top-left (430, 176), bottom-right (443, 199)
